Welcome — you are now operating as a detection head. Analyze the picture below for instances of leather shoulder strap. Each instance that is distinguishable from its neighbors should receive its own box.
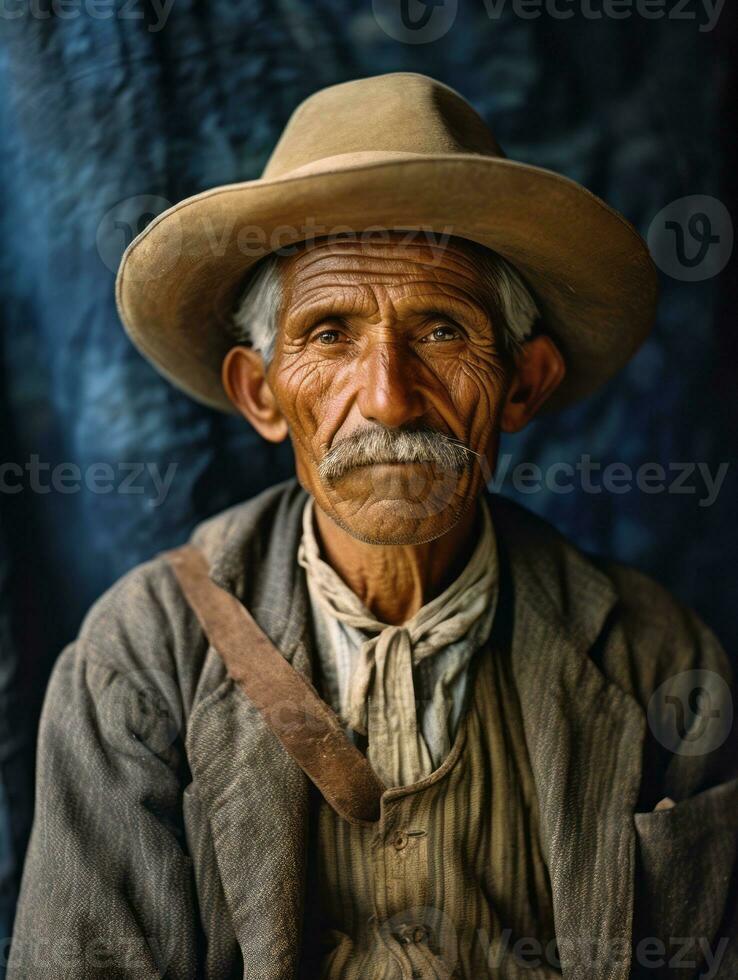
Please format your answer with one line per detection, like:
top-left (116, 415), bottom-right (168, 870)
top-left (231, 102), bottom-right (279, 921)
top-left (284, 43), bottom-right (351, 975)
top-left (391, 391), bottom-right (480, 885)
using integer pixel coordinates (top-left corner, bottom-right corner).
top-left (162, 544), bottom-right (385, 825)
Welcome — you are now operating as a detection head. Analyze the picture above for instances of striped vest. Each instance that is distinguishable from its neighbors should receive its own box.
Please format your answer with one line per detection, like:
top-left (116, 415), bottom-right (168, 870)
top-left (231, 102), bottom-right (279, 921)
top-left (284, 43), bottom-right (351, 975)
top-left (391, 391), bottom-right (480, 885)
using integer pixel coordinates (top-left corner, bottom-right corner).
top-left (299, 636), bottom-right (562, 979)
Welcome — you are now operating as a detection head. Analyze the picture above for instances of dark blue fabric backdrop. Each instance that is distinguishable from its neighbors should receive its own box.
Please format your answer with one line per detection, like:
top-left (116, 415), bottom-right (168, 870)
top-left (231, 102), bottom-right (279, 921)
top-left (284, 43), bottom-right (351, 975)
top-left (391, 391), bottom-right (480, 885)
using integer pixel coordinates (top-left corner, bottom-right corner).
top-left (0, 0), bottom-right (735, 952)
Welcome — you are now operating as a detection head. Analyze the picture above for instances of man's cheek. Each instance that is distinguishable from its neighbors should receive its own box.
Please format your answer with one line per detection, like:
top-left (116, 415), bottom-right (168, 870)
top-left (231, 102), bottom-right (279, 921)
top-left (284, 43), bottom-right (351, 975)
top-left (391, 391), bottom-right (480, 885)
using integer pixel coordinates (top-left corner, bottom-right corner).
top-left (300, 374), bottom-right (351, 439)
top-left (465, 397), bottom-right (503, 473)
top-left (451, 374), bottom-right (499, 436)
top-left (272, 366), bottom-right (321, 427)
top-left (274, 392), bottom-right (330, 468)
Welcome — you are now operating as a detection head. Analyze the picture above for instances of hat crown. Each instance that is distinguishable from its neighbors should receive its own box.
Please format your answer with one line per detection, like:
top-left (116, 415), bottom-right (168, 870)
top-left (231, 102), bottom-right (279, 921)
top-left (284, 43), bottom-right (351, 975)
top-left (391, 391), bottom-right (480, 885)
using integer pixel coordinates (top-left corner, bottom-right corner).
top-left (262, 72), bottom-right (504, 179)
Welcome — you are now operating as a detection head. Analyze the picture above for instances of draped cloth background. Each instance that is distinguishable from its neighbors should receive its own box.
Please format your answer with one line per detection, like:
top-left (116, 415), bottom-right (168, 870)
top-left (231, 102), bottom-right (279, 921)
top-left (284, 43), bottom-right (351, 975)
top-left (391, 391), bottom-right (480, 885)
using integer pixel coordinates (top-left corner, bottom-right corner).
top-left (0, 0), bottom-right (735, 955)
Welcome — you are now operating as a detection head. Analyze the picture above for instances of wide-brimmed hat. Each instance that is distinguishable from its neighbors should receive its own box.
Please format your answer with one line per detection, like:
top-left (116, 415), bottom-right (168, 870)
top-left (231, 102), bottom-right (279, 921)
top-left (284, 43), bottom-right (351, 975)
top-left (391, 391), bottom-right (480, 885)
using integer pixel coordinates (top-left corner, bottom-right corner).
top-left (115, 72), bottom-right (658, 414)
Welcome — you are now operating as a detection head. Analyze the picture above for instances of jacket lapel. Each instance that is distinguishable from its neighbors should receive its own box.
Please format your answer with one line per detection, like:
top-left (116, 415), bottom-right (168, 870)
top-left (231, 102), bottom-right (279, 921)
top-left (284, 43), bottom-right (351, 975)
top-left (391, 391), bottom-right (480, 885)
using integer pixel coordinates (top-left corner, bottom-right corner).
top-left (491, 494), bottom-right (646, 980)
top-left (185, 482), bottom-right (314, 980)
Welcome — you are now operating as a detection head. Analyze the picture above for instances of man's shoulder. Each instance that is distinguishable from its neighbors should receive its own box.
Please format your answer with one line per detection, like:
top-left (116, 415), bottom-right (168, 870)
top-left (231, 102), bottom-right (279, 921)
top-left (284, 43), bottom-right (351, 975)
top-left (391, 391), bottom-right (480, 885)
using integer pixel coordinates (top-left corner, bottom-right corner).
top-left (188, 477), bottom-right (305, 565)
top-left (490, 493), bottom-right (731, 698)
top-left (70, 478), bottom-right (306, 685)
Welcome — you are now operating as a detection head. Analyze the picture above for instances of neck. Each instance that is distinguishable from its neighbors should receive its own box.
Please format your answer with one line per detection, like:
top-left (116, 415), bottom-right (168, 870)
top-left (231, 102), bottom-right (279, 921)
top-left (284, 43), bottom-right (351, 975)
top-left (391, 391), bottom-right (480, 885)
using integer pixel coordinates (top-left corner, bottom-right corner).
top-left (312, 500), bottom-right (482, 625)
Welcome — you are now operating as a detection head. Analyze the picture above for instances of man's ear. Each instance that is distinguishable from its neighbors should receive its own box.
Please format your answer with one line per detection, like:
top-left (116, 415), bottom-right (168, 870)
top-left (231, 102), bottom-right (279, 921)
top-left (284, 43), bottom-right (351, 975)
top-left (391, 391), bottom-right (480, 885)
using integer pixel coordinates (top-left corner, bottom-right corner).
top-left (221, 346), bottom-right (289, 442)
top-left (500, 335), bottom-right (566, 433)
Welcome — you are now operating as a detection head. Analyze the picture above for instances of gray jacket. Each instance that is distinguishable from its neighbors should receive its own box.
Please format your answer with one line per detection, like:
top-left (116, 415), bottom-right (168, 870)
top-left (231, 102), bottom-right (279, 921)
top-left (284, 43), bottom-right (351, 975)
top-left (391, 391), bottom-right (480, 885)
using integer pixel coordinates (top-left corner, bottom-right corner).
top-left (8, 479), bottom-right (738, 979)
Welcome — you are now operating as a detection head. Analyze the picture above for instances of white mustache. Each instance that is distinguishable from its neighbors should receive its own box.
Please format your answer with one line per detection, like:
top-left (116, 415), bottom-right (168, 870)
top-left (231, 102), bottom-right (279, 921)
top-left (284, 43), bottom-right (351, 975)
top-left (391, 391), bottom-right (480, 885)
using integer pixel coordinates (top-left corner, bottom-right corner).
top-left (318, 427), bottom-right (476, 483)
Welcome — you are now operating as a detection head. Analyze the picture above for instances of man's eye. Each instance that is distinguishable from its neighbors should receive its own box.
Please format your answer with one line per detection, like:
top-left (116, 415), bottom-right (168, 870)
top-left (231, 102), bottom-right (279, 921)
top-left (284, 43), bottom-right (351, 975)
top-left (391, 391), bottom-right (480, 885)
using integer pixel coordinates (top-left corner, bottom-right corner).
top-left (424, 323), bottom-right (460, 342)
top-left (314, 329), bottom-right (342, 345)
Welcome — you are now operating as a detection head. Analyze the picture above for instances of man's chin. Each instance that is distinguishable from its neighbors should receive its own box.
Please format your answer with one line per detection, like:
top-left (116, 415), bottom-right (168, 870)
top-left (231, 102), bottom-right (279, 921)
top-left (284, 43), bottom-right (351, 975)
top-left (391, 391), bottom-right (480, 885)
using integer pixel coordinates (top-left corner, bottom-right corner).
top-left (320, 465), bottom-right (472, 544)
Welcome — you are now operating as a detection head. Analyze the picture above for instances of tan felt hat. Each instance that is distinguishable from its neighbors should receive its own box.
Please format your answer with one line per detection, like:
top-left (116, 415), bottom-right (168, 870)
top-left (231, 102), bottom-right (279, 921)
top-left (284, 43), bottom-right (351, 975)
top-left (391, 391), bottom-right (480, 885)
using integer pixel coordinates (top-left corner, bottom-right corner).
top-left (115, 72), bottom-right (658, 414)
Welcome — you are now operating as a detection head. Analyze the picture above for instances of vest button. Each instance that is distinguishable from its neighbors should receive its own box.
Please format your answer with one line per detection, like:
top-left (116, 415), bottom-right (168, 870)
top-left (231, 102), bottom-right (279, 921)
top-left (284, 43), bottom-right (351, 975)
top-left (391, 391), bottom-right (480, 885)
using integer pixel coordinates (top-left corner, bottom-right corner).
top-left (392, 831), bottom-right (408, 850)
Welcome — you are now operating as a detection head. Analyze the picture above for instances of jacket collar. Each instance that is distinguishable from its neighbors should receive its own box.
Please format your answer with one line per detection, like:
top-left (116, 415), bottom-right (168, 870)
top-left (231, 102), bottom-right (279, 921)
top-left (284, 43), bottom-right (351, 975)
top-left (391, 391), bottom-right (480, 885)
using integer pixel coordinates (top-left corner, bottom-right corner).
top-left (187, 479), bottom-right (645, 979)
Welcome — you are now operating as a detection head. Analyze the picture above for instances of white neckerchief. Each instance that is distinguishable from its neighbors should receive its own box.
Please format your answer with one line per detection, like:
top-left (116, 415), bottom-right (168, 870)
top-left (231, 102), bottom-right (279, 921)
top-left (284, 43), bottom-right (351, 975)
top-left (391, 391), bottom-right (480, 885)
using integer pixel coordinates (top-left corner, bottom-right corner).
top-left (297, 497), bottom-right (498, 786)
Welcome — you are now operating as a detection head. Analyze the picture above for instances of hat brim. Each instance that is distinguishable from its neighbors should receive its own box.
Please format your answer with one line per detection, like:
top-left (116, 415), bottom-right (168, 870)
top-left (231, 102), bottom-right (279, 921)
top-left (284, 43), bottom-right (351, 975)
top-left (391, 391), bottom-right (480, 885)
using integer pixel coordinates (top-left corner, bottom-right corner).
top-left (115, 153), bottom-right (658, 414)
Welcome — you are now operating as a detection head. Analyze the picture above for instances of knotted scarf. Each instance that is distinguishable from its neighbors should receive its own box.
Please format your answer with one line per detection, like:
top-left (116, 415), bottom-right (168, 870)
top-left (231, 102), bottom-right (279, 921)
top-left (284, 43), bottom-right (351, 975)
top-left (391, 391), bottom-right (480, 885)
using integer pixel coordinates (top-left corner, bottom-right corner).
top-left (297, 496), bottom-right (498, 786)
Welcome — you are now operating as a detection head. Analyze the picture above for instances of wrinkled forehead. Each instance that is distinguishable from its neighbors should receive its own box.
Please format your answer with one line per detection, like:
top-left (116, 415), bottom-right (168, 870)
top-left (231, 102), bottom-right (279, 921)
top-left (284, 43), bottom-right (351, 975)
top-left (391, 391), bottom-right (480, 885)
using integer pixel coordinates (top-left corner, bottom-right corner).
top-left (278, 231), bottom-right (493, 298)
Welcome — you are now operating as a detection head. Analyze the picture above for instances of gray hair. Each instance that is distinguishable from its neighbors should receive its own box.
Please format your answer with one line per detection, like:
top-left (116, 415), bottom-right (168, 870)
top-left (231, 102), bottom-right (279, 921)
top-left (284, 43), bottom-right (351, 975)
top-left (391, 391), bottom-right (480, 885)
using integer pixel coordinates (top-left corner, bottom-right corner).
top-left (229, 241), bottom-right (540, 365)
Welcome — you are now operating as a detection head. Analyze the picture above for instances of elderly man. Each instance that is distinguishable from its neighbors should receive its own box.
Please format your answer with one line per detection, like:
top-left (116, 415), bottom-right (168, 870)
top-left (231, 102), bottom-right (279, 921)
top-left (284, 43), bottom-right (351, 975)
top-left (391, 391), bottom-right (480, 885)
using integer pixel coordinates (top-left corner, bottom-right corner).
top-left (9, 74), bottom-right (737, 979)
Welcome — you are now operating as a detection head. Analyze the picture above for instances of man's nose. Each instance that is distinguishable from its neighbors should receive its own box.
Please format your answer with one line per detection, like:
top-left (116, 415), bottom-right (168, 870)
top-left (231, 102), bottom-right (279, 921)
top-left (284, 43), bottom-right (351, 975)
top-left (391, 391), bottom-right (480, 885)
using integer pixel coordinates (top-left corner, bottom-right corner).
top-left (355, 341), bottom-right (426, 428)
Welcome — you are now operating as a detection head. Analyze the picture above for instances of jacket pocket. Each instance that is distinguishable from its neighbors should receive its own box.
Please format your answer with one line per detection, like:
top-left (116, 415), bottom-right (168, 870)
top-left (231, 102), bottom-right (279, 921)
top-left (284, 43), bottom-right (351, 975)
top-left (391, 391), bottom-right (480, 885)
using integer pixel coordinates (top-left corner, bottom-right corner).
top-left (632, 777), bottom-right (738, 980)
